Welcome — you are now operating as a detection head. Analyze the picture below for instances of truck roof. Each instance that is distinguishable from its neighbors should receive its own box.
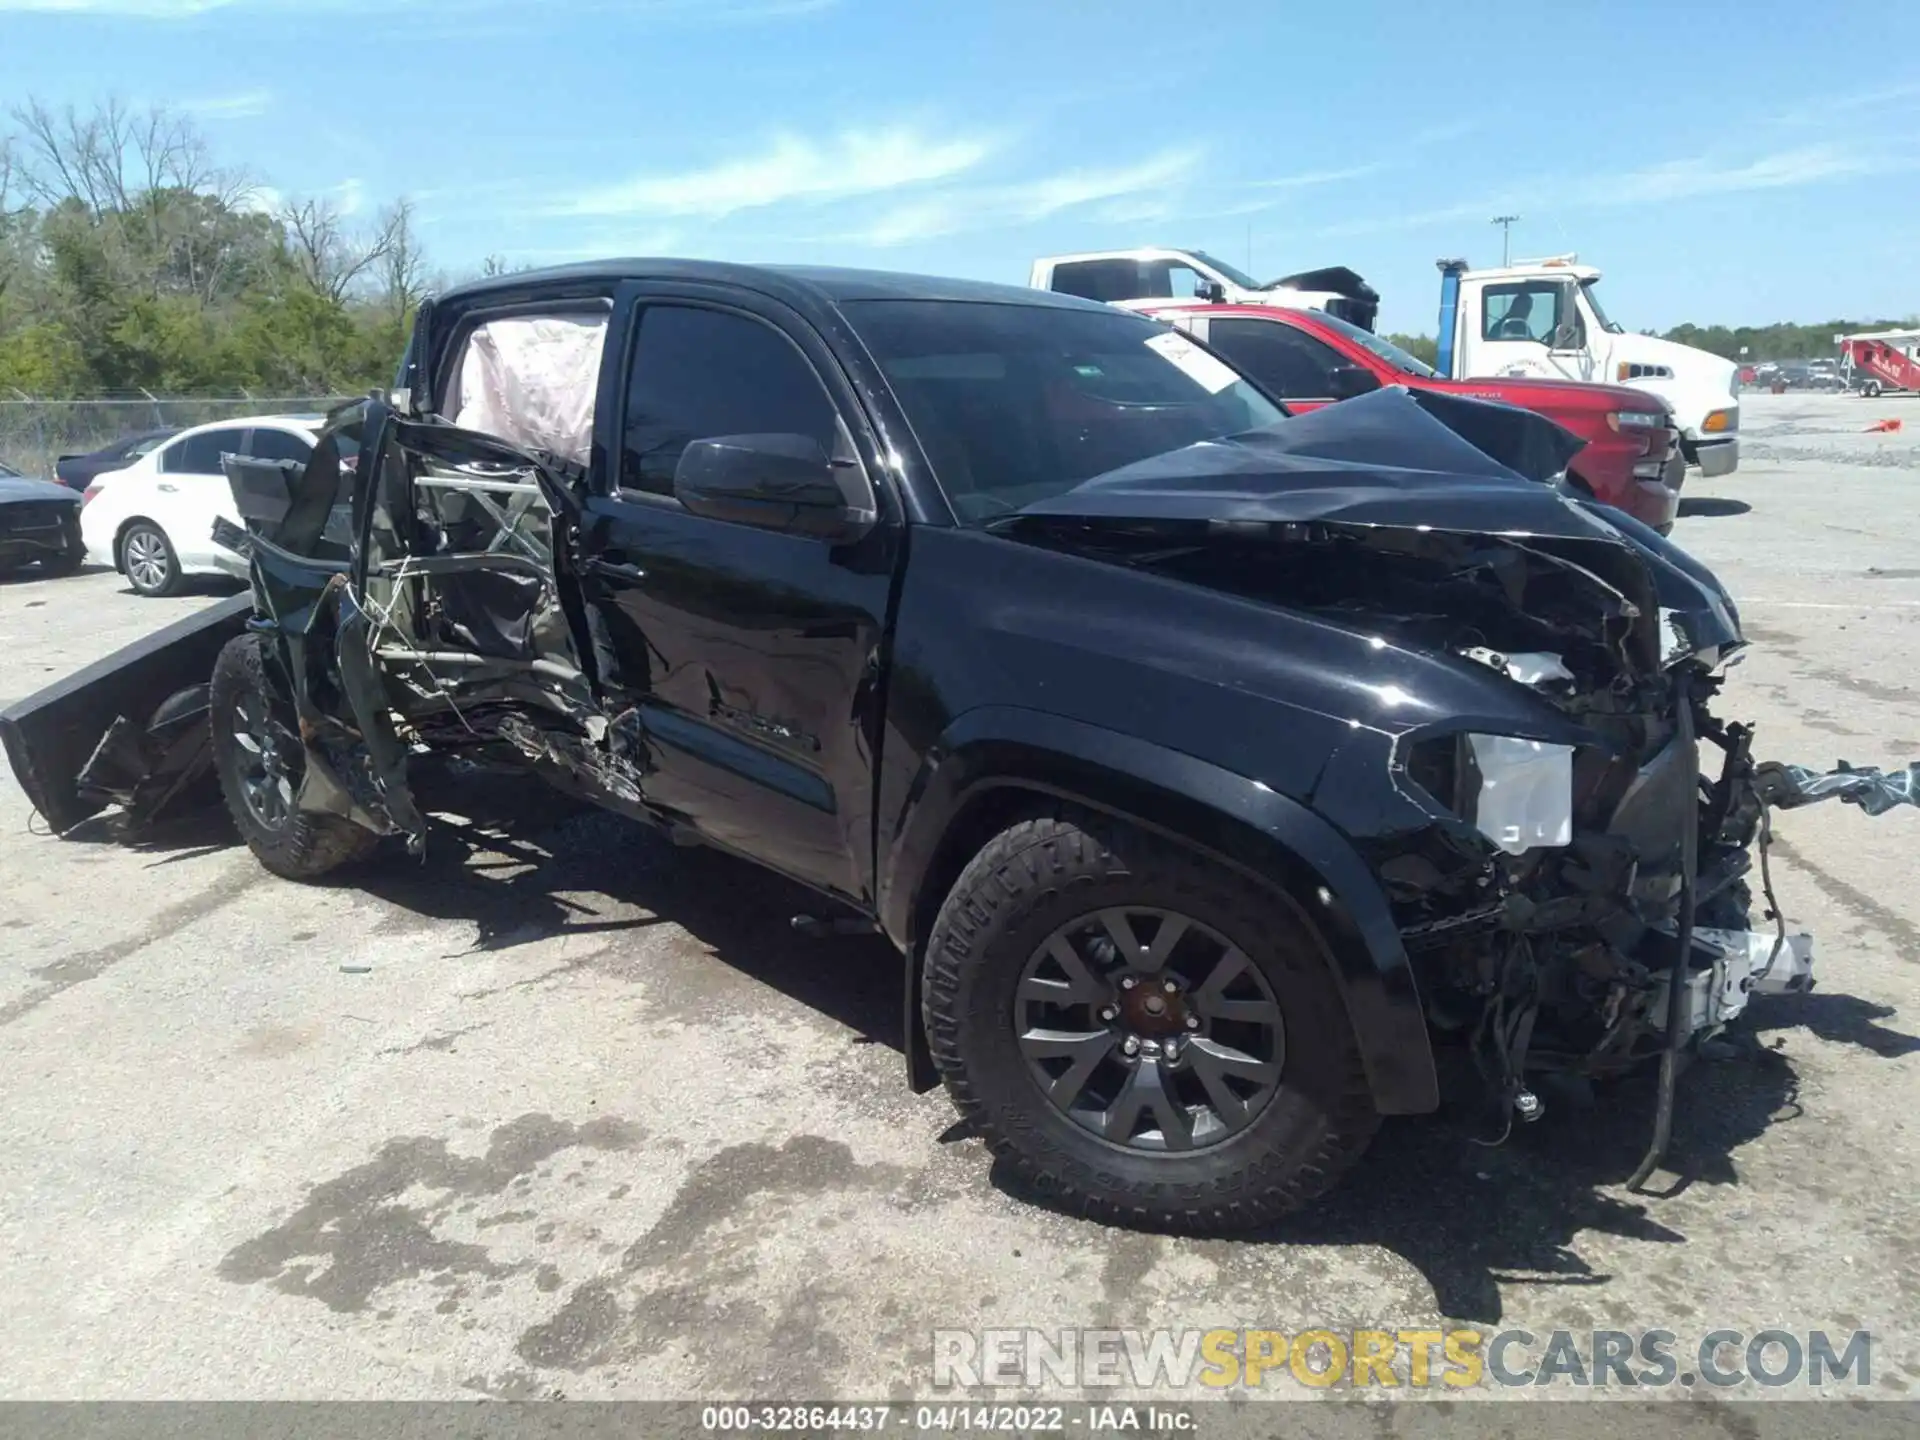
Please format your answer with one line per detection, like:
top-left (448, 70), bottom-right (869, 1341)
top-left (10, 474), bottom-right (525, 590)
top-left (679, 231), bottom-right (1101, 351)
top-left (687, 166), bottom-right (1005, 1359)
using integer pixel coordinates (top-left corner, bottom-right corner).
top-left (437, 259), bottom-right (1109, 313)
top-left (1840, 326), bottom-right (1920, 343)
top-left (1033, 246), bottom-right (1210, 265)
top-left (1462, 255), bottom-right (1603, 283)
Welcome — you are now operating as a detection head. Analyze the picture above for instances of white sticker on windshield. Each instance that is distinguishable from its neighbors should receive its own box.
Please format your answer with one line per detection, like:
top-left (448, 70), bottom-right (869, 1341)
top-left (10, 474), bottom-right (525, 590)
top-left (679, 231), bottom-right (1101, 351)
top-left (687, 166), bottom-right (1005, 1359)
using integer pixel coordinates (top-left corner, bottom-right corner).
top-left (1144, 329), bottom-right (1240, 394)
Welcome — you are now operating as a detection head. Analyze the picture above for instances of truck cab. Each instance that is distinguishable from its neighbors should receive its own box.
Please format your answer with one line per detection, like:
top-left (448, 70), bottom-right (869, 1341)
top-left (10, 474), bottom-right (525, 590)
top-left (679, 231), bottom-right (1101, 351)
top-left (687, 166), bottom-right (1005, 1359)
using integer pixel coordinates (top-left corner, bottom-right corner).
top-left (1436, 255), bottom-right (1740, 477)
top-left (1031, 247), bottom-right (1380, 332)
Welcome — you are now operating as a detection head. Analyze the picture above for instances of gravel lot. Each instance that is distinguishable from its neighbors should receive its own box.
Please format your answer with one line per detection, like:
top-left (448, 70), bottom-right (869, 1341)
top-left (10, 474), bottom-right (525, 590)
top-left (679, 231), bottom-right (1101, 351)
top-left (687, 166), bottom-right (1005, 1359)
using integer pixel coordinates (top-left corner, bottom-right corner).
top-left (1, 391), bottom-right (1916, 1404)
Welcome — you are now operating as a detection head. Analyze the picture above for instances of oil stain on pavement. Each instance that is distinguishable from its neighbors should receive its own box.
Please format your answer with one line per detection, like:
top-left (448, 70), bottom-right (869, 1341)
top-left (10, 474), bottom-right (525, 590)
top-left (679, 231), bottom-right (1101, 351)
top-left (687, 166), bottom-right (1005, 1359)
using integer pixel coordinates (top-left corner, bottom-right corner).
top-left (218, 1113), bottom-right (645, 1313)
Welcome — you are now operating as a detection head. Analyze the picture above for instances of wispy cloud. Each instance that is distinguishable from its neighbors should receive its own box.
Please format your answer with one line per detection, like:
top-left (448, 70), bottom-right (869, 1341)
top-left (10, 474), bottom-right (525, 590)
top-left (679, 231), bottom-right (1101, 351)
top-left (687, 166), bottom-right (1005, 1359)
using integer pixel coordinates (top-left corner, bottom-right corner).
top-left (1408, 117), bottom-right (1481, 148)
top-left (0, 0), bottom-right (840, 16)
top-left (0, 0), bottom-right (228, 11)
top-left (181, 88), bottom-right (272, 120)
top-left (562, 128), bottom-right (995, 220)
top-left (1306, 143), bottom-right (1901, 238)
top-left (234, 177), bottom-right (362, 217)
top-left (1308, 199), bottom-right (1498, 240)
top-left (854, 148), bottom-right (1201, 245)
top-left (1598, 144), bottom-right (1880, 204)
top-left (1249, 162), bottom-right (1385, 191)
top-left (494, 229), bottom-right (684, 264)
top-left (1769, 79), bottom-right (1920, 129)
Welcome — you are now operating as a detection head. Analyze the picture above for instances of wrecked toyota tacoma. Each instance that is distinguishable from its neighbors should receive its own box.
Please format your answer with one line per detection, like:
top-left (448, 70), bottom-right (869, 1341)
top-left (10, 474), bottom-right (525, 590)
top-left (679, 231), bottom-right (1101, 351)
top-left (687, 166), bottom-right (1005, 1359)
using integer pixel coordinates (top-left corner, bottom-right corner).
top-left (6, 262), bottom-right (1915, 1232)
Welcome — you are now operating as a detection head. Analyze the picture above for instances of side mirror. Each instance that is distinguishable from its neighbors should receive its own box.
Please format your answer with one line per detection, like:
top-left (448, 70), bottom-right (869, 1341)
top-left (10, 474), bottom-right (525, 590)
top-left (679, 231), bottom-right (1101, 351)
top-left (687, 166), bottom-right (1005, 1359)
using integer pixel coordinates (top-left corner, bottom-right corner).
top-left (674, 433), bottom-right (877, 543)
top-left (1328, 365), bottom-right (1381, 400)
top-left (1194, 278), bottom-right (1227, 304)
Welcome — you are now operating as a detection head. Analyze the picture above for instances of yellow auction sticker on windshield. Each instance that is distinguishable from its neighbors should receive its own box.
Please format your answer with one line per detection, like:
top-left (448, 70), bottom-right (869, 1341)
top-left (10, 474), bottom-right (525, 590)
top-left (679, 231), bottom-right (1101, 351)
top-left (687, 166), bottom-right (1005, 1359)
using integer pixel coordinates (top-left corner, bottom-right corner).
top-left (1144, 329), bottom-right (1239, 394)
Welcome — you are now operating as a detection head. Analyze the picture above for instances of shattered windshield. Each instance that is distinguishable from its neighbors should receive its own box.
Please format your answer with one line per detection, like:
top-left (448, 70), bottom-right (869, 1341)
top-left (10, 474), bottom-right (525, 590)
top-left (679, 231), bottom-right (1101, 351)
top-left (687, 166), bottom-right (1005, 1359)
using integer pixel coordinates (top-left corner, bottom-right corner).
top-left (848, 300), bottom-right (1282, 524)
top-left (1581, 279), bottom-right (1624, 334)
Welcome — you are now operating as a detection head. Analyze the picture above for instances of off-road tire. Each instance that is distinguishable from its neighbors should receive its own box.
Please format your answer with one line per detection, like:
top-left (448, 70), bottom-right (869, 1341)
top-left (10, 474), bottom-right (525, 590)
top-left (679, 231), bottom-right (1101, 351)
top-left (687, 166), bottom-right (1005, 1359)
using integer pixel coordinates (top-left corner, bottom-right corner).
top-left (923, 808), bottom-right (1379, 1232)
top-left (209, 633), bottom-right (380, 880)
top-left (119, 520), bottom-right (182, 597)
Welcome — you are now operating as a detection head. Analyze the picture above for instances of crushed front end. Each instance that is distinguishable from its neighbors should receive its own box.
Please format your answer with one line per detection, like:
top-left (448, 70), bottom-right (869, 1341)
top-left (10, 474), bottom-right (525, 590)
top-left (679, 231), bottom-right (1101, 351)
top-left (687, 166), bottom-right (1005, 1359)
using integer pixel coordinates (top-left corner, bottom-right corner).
top-left (1384, 621), bottom-right (1800, 1114)
top-left (1009, 386), bottom-right (1913, 1172)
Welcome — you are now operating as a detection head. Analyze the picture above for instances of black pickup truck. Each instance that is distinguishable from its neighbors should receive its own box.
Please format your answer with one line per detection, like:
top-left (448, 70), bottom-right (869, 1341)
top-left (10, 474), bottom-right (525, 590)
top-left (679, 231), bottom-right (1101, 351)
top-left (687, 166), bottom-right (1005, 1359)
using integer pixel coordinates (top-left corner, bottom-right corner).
top-left (12, 261), bottom-right (1909, 1231)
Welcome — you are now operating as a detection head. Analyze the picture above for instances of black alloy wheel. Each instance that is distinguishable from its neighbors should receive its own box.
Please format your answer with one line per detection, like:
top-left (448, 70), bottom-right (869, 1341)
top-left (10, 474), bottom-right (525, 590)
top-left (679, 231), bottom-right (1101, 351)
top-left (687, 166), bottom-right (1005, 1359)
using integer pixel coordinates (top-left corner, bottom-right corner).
top-left (209, 633), bottom-right (381, 880)
top-left (923, 808), bottom-right (1380, 1231)
top-left (1015, 906), bottom-right (1284, 1152)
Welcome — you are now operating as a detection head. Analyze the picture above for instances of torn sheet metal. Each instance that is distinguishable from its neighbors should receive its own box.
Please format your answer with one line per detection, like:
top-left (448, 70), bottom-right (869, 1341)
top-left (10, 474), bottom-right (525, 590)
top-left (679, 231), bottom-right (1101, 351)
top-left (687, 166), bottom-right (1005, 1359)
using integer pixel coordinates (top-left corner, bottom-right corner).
top-left (73, 684), bottom-right (216, 833)
top-left (0, 595), bottom-right (250, 834)
top-left (1756, 759), bottom-right (1920, 817)
top-left (1008, 384), bottom-right (1743, 675)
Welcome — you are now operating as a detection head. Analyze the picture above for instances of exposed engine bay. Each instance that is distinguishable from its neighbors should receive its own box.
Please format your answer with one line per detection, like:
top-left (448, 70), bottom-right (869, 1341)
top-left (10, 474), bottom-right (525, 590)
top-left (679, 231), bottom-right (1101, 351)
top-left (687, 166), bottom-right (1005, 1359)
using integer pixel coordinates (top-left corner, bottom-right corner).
top-left (1002, 388), bottom-right (1917, 1176)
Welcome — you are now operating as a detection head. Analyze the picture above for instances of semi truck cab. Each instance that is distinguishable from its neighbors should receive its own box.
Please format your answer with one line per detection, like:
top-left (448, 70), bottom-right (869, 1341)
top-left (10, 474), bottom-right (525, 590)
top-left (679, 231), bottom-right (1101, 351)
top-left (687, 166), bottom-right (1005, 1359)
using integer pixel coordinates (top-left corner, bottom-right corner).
top-left (1435, 256), bottom-right (1741, 477)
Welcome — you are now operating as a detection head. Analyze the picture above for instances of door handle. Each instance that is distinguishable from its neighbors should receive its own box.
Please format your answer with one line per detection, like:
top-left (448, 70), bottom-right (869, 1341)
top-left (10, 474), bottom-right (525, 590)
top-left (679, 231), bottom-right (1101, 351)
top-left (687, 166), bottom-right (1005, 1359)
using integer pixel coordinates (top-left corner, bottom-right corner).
top-left (157, 482), bottom-right (178, 493)
top-left (589, 549), bottom-right (646, 583)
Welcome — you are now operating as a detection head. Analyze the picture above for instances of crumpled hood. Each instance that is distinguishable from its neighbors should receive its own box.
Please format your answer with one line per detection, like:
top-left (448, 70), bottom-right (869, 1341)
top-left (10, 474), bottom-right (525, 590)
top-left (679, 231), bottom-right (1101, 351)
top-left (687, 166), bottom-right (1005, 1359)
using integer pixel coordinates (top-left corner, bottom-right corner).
top-left (0, 475), bottom-right (79, 505)
top-left (1021, 386), bottom-right (1591, 531)
top-left (1012, 385), bottom-right (1742, 666)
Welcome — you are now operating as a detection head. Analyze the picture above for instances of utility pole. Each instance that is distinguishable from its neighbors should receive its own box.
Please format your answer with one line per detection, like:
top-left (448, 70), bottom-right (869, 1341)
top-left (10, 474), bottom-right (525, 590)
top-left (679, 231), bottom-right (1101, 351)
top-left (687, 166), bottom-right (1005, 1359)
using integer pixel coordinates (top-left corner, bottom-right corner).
top-left (1491, 214), bottom-right (1521, 266)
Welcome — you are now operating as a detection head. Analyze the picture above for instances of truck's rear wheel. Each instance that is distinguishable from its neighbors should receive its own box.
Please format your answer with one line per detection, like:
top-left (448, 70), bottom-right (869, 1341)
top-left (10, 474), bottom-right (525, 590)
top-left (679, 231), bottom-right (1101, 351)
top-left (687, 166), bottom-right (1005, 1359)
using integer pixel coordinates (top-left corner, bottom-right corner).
top-left (210, 633), bottom-right (380, 881)
top-left (923, 808), bottom-right (1378, 1232)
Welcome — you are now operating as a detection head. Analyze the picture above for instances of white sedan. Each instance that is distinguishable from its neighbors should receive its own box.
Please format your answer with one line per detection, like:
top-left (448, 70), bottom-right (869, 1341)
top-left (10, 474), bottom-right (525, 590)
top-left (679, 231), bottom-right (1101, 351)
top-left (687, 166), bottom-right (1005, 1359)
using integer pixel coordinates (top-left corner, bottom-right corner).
top-left (79, 414), bottom-right (332, 597)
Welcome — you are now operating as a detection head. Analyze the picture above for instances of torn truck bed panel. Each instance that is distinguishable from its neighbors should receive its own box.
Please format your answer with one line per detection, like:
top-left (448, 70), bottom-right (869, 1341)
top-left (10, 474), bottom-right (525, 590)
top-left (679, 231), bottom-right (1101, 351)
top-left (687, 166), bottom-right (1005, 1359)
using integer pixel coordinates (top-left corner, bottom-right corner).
top-left (0, 594), bottom-right (251, 834)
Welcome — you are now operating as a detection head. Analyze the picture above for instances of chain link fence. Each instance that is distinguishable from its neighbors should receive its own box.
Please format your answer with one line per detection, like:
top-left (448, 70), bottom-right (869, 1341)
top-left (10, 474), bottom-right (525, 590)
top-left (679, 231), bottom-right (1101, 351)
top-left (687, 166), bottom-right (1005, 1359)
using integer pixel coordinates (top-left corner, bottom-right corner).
top-left (0, 394), bottom-right (349, 480)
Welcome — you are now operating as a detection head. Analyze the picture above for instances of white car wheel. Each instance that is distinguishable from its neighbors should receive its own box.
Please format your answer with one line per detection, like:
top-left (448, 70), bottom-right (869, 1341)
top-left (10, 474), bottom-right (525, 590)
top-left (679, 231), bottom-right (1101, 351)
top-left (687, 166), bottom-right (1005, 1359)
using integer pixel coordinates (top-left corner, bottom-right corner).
top-left (120, 522), bottom-right (182, 597)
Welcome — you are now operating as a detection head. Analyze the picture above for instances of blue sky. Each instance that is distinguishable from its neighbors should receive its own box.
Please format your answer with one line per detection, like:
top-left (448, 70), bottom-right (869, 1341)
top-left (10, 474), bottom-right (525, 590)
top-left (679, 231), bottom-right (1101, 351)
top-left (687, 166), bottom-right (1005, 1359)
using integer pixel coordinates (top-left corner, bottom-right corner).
top-left (6, 0), bottom-right (1919, 333)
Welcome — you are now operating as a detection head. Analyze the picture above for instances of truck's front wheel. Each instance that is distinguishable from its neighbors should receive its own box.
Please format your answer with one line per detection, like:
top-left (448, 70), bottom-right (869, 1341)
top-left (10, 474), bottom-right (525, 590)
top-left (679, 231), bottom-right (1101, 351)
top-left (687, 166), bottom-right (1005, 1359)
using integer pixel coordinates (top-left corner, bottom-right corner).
top-left (210, 633), bottom-right (380, 881)
top-left (923, 808), bottom-right (1378, 1232)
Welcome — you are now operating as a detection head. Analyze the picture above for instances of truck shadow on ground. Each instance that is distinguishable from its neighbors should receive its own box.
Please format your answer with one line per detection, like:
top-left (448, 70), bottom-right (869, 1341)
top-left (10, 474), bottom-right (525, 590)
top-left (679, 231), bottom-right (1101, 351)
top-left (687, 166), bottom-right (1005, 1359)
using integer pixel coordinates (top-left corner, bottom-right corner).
top-left (991, 1033), bottom-right (1830, 1324)
top-left (89, 773), bottom-right (1917, 1326)
top-left (1254, 1041), bottom-right (1806, 1323)
top-left (1678, 497), bottom-right (1754, 520)
top-left (345, 770), bottom-right (905, 1048)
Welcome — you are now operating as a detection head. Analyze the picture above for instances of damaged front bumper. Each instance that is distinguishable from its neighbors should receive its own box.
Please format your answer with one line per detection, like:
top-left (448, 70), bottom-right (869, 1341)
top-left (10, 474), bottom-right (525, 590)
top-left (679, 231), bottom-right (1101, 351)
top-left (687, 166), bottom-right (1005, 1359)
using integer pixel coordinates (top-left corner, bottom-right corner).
top-left (1663, 928), bottom-right (1816, 1036)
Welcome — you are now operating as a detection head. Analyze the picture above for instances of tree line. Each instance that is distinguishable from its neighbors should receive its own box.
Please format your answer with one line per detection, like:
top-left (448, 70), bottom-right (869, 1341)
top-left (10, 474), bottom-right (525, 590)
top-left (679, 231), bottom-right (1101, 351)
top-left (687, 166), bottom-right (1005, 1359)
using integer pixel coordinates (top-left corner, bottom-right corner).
top-left (0, 99), bottom-right (444, 399)
top-left (3, 99), bottom-right (1911, 401)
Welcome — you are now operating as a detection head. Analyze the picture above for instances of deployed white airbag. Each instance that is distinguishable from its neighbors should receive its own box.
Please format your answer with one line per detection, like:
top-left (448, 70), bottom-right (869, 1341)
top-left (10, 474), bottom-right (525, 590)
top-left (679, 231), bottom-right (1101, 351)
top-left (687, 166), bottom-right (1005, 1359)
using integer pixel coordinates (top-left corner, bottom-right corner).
top-left (448, 314), bottom-right (607, 465)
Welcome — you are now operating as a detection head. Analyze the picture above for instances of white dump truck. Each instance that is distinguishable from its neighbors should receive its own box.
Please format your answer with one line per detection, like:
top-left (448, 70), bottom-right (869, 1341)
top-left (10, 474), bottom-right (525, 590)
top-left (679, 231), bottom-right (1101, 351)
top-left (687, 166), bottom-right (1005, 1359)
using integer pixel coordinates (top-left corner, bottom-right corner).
top-left (1435, 255), bottom-right (1740, 478)
top-left (1030, 246), bottom-right (1380, 332)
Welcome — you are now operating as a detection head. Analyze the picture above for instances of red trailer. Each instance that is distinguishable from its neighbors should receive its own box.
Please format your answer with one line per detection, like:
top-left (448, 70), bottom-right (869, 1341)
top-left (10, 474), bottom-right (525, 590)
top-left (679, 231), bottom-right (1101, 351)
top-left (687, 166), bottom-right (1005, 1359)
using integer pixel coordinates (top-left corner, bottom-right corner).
top-left (1841, 331), bottom-right (1920, 397)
